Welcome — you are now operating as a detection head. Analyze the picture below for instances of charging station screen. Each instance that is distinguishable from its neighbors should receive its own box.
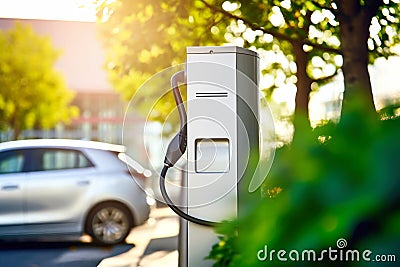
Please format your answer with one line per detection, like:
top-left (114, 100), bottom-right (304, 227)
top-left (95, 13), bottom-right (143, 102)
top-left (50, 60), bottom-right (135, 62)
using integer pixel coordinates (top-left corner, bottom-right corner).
top-left (195, 138), bottom-right (230, 173)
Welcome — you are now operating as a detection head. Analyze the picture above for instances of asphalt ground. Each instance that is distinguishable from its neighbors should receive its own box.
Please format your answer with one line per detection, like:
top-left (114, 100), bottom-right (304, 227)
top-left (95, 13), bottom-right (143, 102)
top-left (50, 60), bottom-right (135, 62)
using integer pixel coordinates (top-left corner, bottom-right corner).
top-left (98, 207), bottom-right (179, 267)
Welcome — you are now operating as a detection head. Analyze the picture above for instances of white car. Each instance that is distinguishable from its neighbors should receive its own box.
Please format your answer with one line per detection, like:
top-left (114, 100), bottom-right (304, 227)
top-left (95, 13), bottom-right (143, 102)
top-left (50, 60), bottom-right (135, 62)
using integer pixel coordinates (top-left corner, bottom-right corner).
top-left (0, 139), bottom-right (150, 245)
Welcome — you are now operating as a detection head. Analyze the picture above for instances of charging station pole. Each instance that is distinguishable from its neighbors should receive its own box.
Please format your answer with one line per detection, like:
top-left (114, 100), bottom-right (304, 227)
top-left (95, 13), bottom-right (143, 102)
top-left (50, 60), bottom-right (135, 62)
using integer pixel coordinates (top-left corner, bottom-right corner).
top-left (179, 46), bottom-right (259, 266)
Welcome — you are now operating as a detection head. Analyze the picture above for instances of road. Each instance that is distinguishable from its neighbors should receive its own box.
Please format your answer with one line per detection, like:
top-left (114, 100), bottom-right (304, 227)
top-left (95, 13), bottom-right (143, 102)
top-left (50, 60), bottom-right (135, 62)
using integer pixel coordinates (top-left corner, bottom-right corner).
top-left (0, 208), bottom-right (179, 267)
top-left (0, 240), bottom-right (133, 267)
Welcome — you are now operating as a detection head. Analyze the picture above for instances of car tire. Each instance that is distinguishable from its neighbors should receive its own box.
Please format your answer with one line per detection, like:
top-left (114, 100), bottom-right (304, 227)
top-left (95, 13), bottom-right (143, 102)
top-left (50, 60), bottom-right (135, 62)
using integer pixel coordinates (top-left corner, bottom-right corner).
top-left (86, 202), bottom-right (133, 245)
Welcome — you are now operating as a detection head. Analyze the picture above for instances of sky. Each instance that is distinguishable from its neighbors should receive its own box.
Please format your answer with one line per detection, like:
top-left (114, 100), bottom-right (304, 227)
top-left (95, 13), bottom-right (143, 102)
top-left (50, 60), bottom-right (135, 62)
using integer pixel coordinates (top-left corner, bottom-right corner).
top-left (0, 0), bottom-right (96, 21)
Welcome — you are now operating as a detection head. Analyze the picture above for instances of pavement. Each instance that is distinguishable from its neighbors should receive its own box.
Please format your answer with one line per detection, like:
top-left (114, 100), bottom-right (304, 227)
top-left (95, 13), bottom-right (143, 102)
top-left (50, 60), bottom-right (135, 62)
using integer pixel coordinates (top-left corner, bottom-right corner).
top-left (98, 207), bottom-right (179, 267)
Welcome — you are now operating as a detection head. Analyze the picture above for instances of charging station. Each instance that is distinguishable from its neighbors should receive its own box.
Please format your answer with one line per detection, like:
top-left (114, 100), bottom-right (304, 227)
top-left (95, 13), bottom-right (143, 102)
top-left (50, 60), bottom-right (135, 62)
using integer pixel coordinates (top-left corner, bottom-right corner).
top-left (160, 46), bottom-right (260, 267)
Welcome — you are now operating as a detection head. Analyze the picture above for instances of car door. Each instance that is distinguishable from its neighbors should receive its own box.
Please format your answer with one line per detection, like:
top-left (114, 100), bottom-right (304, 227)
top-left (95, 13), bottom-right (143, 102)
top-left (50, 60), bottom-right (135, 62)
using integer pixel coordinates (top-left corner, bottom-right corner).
top-left (0, 149), bottom-right (29, 236)
top-left (24, 148), bottom-right (96, 234)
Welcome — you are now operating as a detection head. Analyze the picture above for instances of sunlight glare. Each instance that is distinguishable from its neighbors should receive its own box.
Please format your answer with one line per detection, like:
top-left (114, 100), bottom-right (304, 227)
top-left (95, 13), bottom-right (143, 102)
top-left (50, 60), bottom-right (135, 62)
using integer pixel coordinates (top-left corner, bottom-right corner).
top-left (222, 1), bottom-right (240, 12)
top-left (280, 0), bottom-right (291, 9)
top-left (311, 10), bottom-right (324, 24)
top-left (0, 0), bottom-right (96, 21)
top-left (270, 6), bottom-right (285, 27)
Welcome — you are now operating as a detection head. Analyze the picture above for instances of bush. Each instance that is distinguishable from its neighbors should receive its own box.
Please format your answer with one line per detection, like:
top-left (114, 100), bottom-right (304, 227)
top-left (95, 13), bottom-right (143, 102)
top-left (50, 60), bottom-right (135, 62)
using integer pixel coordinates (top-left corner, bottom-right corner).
top-left (208, 104), bottom-right (400, 267)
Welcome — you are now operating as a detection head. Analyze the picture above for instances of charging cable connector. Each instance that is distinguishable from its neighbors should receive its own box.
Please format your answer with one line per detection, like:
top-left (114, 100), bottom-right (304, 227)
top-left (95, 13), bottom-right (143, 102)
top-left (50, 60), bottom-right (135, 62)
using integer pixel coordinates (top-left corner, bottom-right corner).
top-left (160, 70), bottom-right (220, 227)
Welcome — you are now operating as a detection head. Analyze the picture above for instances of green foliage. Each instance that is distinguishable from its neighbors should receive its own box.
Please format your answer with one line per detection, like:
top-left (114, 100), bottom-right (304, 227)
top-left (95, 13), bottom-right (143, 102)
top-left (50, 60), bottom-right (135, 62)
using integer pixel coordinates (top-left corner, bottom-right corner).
top-left (95, 1), bottom-right (400, 263)
top-left (97, 0), bottom-right (400, 126)
top-left (208, 100), bottom-right (400, 266)
top-left (0, 22), bottom-right (78, 139)
top-left (96, 0), bottom-right (226, 93)
top-left (206, 229), bottom-right (241, 267)
top-left (369, 2), bottom-right (400, 61)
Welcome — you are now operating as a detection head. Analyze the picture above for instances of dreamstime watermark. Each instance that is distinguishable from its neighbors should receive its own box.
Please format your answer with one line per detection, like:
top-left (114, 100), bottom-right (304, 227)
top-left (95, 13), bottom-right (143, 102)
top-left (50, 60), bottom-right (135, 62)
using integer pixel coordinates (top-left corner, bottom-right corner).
top-left (257, 238), bottom-right (397, 263)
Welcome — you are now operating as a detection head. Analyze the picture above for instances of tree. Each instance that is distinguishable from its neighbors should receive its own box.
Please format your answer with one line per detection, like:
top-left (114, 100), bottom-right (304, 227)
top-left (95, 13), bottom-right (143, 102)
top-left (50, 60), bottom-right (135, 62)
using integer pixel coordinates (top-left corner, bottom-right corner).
top-left (95, 2), bottom-right (400, 265)
top-left (96, 0), bottom-right (400, 129)
top-left (0, 22), bottom-right (78, 140)
top-left (334, 0), bottom-right (399, 116)
top-left (96, 0), bottom-right (228, 122)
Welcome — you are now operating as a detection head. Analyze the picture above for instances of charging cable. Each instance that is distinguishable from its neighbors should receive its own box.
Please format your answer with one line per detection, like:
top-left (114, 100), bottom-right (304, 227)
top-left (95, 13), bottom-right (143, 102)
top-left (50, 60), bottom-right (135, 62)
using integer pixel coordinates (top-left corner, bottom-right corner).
top-left (160, 70), bottom-right (220, 227)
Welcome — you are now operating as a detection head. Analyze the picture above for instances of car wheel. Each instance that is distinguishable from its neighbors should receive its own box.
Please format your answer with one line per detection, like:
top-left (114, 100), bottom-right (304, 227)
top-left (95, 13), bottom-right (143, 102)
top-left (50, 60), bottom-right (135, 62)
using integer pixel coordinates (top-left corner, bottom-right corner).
top-left (86, 203), bottom-right (132, 245)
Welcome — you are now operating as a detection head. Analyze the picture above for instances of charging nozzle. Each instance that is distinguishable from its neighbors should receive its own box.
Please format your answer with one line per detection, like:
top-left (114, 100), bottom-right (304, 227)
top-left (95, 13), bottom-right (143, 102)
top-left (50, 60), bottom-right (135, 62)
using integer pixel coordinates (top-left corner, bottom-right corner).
top-left (160, 69), bottom-right (219, 227)
top-left (164, 130), bottom-right (187, 167)
top-left (164, 70), bottom-right (187, 167)
top-left (171, 70), bottom-right (187, 130)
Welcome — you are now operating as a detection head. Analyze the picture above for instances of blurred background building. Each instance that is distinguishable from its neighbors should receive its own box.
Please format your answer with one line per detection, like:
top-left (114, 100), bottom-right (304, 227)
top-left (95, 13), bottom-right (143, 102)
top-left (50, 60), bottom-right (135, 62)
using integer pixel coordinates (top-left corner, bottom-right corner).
top-left (0, 18), bottom-right (148, 164)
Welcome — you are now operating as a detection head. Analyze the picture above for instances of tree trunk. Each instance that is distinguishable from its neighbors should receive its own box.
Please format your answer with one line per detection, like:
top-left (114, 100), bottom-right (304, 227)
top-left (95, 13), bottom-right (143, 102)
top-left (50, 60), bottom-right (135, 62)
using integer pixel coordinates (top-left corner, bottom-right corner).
top-left (291, 10), bottom-right (314, 140)
top-left (291, 40), bottom-right (313, 143)
top-left (13, 129), bottom-right (20, 140)
top-left (336, 1), bottom-right (377, 118)
top-left (11, 113), bottom-right (21, 140)
top-left (292, 41), bottom-right (312, 120)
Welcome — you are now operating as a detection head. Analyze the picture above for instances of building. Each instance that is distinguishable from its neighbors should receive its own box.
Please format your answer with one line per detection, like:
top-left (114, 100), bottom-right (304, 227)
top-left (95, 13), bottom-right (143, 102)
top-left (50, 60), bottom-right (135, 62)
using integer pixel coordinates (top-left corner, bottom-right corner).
top-left (0, 18), bottom-right (148, 163)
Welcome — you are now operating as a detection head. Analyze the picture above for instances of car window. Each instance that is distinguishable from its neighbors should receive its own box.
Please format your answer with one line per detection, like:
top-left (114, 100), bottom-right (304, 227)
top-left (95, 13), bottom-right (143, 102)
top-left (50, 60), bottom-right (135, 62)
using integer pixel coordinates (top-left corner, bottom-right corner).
top-left (33, 149), bottom-right (94, 171)
top-left (0, 150), bottom-right (26, 174)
